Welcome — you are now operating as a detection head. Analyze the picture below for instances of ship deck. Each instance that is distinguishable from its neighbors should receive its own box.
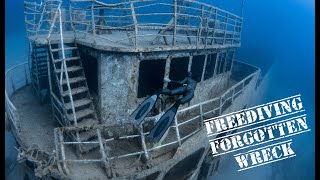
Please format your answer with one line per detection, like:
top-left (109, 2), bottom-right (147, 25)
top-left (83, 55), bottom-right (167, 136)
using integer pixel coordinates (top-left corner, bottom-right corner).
top-left (28, 30), bottom-right (240, 53)
top-left (6, 60), bottom-right (260, 179)
top-left (11, 79), bottom-right (239, 153)
top-left (10, 80), bottom-right (239, 179)
top-left (11, 86), bottom-right (56, 153)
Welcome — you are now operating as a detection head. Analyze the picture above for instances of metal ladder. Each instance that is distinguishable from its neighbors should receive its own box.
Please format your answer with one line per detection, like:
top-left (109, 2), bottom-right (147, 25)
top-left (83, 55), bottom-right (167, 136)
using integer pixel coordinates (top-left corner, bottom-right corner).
top-left (45, 0), bottom-right (99, 153)
top-left (30, 43), bottom-right (49, 100)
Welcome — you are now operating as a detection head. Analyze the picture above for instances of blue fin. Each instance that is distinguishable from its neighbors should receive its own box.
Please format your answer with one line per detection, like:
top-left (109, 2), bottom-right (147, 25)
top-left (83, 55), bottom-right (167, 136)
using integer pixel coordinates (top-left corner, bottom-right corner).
top-left (147, 104), bottom-right (179, 142)
top-left (130, 94), bottom-right (158, 126)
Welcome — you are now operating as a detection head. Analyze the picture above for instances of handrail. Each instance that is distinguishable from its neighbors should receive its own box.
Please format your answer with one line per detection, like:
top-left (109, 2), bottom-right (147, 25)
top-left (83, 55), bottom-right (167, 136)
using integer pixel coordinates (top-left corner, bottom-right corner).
top-left (24, 0), bottom-right (243, 50)
top-left (5, 62), bottom-right (30, 129)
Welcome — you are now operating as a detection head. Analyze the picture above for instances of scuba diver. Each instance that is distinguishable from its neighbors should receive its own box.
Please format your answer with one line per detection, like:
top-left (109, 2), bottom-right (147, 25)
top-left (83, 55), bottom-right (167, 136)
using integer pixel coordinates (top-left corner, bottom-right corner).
top-left (130, 72), bottom-right (197, 142)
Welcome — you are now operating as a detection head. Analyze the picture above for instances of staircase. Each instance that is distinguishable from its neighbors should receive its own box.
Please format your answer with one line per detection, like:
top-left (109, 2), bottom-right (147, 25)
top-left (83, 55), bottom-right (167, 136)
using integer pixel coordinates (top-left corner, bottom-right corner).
top-left (44, 1), bottom-right (100, 153)
top-left (30, 43), bottom-right (49, 100)
top-left (49, 42), bottom-right (98, 125)
top-left (48, 41), bottom-right (100, 153)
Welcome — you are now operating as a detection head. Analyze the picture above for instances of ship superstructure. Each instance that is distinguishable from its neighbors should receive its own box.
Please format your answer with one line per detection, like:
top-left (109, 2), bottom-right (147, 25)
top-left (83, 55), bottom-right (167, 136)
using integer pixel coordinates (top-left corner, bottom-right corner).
top-left (5, 0), bottom-right (261, 179)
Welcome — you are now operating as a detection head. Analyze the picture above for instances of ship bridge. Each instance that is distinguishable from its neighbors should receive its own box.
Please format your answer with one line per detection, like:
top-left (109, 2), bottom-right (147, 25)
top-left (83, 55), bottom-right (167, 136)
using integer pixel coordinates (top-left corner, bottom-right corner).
top-left (5, 0), bottom-right (262, 179)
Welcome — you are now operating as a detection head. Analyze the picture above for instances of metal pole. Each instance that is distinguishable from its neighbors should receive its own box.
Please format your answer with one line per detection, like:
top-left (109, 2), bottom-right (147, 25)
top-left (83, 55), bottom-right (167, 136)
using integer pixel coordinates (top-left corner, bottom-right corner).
top-left (241, 0), bottom-right (245, 17)
top-left (91, 1), bottom-right (96, 43)
top-left (24, 64), bottom-right (29, 85)
top-left (173, 0), bottom-right (177, 46)
top-left (197, 5), bottom-right (204, 46)
top-left (130, 2), bottom-right (138, 48)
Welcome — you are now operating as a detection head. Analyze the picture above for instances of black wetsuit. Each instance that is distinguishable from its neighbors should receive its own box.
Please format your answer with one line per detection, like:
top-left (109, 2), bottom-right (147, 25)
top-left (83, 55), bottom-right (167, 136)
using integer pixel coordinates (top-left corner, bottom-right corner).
top-left (158, 76), bottom-right (197, 105)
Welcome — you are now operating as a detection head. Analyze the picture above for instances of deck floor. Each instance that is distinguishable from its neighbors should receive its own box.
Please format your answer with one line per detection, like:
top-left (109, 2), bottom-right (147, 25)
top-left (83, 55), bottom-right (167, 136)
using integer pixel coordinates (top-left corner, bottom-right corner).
top-left (11, 86), bottom-right (56, 152)
top-left (8, 76), bottom-right (245, 179)
top-left (29, 30), bottom-right (240, 52)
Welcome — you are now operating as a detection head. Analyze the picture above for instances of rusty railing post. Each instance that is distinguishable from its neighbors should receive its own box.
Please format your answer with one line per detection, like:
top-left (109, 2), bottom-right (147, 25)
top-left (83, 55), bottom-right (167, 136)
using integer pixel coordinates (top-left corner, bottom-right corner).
top-left (173, 0), bottom-right (177, 46)
top-left (130, 2), bottom-right (138, 48)
top-left (223, 13), bottom-right (228, 45)
top-left (91, 1), bottom-right (96, 44)
top-left (197, 5), bottom-right (204, 46)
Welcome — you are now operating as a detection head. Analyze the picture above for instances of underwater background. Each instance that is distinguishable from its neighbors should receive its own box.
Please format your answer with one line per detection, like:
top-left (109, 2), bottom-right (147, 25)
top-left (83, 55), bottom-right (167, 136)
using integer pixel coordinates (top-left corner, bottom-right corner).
top-left (5, 0), bottom-right (314, 179)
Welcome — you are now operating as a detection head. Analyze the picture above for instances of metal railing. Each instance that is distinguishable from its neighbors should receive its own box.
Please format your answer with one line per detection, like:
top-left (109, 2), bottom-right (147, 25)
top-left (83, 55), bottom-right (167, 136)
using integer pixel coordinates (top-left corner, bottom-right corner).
top-left (25, 0), bottom-right (242, 49)
top-left (24, 0), bottom-right (73, 39)
top-left (52, 61), bottom-right (260, 176)
top-left (5, 62), bottom-right (31, 130)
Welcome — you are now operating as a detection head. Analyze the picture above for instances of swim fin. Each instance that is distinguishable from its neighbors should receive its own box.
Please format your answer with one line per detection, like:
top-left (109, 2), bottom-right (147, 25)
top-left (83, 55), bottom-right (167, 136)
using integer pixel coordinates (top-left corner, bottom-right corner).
top-left (130, 94), bottom-right (158, 126)
top-left (147, 103), bottom-right (179, 142)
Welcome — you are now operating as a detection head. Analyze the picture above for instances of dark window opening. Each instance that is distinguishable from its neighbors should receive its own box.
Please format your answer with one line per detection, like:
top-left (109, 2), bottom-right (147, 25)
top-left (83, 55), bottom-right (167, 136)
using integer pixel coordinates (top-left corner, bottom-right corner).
top-left (138, 59), bottom-right (166, 98)
top-left (80, 54), bottom-right (98, 96)
top-left (218, 52), bottom-right (226, 74)
top-left (204, 53), bottom-right (217, 80)
top-left (190, 55), bottom-right (205, 82)
top-left (168, 57), bottom-right (189, 89)
top-left (225, 51), bottom-right (234, 72)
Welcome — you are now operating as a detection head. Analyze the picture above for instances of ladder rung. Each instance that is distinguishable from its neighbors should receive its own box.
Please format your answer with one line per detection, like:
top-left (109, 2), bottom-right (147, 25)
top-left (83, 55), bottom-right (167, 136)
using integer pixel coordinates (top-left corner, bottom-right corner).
top-left (68, 109), bottom-right (94, 121)
top-left (54, 56), bottom-right (81, 63)
top-left (34, 54), bottom-right (47, 59)
top-left (33, 44), bottom-right (46, 48)
top-left (32, 72), bottom-right (47, 77)
top-left (32, 63), bottom-right (47, 68)
top-left (62, 87), bottom-right (88, 97)
top-left (65, 98), bottom-right (92, 110)
top-left (33, 50), bottom-right (47, 54)
top-left (78, 129), bottom-right (98, 142)
top-left (56, 66), bottom-right (82, 73)
top-left (32, 70), bottom-right (48, 74)
top-left (51, 47), bottom-right (78, 52)
top-left (62, 77), bottom-right (86, 84)
top-left (76, 118), bottom-right (98, 128)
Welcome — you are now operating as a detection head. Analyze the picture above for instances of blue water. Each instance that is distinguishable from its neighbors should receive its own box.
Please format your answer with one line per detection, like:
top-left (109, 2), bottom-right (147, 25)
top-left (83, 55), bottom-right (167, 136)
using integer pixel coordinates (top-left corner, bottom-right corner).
top-left (5, 0), bottom-right (314, 179)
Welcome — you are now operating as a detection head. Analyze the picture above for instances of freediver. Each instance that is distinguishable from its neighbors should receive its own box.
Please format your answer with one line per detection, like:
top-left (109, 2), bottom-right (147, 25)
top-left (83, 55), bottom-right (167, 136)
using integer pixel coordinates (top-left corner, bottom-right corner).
top-left (130, 72), bottom-right (197, 142)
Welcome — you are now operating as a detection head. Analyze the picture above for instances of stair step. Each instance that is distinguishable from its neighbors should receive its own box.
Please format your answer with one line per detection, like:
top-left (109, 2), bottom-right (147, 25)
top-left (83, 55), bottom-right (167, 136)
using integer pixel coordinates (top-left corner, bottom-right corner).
top-left (76, 118), bottom-right (98, 128)
top-left (34, 49), bottom-right (47, 53)
top-left (34, 44), bottom-right (46, 47)
top-left (79, 142), bottom-right (100, 154)
top-left (32, 73), bottom-right (47, 79)
top-left (33, 63), bottom-right (47, 68)
top-left (62, 87), bottom-right (88, 96)
top-left (33, 55), bottom-right (47, 59)
top-left (33, 71), bottom-right (48, 76)
top-left (33, 62), bottom-right (47, 66)
top-left (34, 54), bottom-right (47, 59)
top-left (33, 50), bottom-right (47, 54)
top-left (56, 66), bottom-right (82, 73)
top-left (51, 47), bottom-right (78, 52)
top-left (33, 47), bottom-right (47, 51)
top-left (68, 108), bottom-right (94, 121)
top-left (35, 64), bottom-right (47, 69)
top-left (62, 77), bottom-right (86, 85)
top-left (78, 129), bottom-right (98, 142)
top-left (54, 56), bottom-right (80, 63)
top-left (35, 60), bottom-right (47, 64)
top-left (65, 98), bottom-right (92, 110)
top-left (33, 66), bottom-right (48, 71)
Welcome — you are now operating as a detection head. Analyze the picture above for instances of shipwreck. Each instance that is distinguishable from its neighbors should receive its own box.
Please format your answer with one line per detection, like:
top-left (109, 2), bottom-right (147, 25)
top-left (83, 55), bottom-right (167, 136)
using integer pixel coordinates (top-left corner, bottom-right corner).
top-left (5, 0), bottom-right (262, 179)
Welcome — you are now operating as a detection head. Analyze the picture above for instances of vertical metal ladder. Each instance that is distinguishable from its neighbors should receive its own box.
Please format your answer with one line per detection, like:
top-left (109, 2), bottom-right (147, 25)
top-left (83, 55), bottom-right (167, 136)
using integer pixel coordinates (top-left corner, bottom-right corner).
top-left (30, 43), bottom-right (49, 100)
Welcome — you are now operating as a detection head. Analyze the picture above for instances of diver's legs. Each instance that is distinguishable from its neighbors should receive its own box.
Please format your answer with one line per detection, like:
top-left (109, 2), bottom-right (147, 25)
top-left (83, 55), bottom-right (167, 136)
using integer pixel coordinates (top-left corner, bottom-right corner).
top-left (157, 86), bottom-right (188, 96)
top-left (177, 91), bottom-right (194, 104)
